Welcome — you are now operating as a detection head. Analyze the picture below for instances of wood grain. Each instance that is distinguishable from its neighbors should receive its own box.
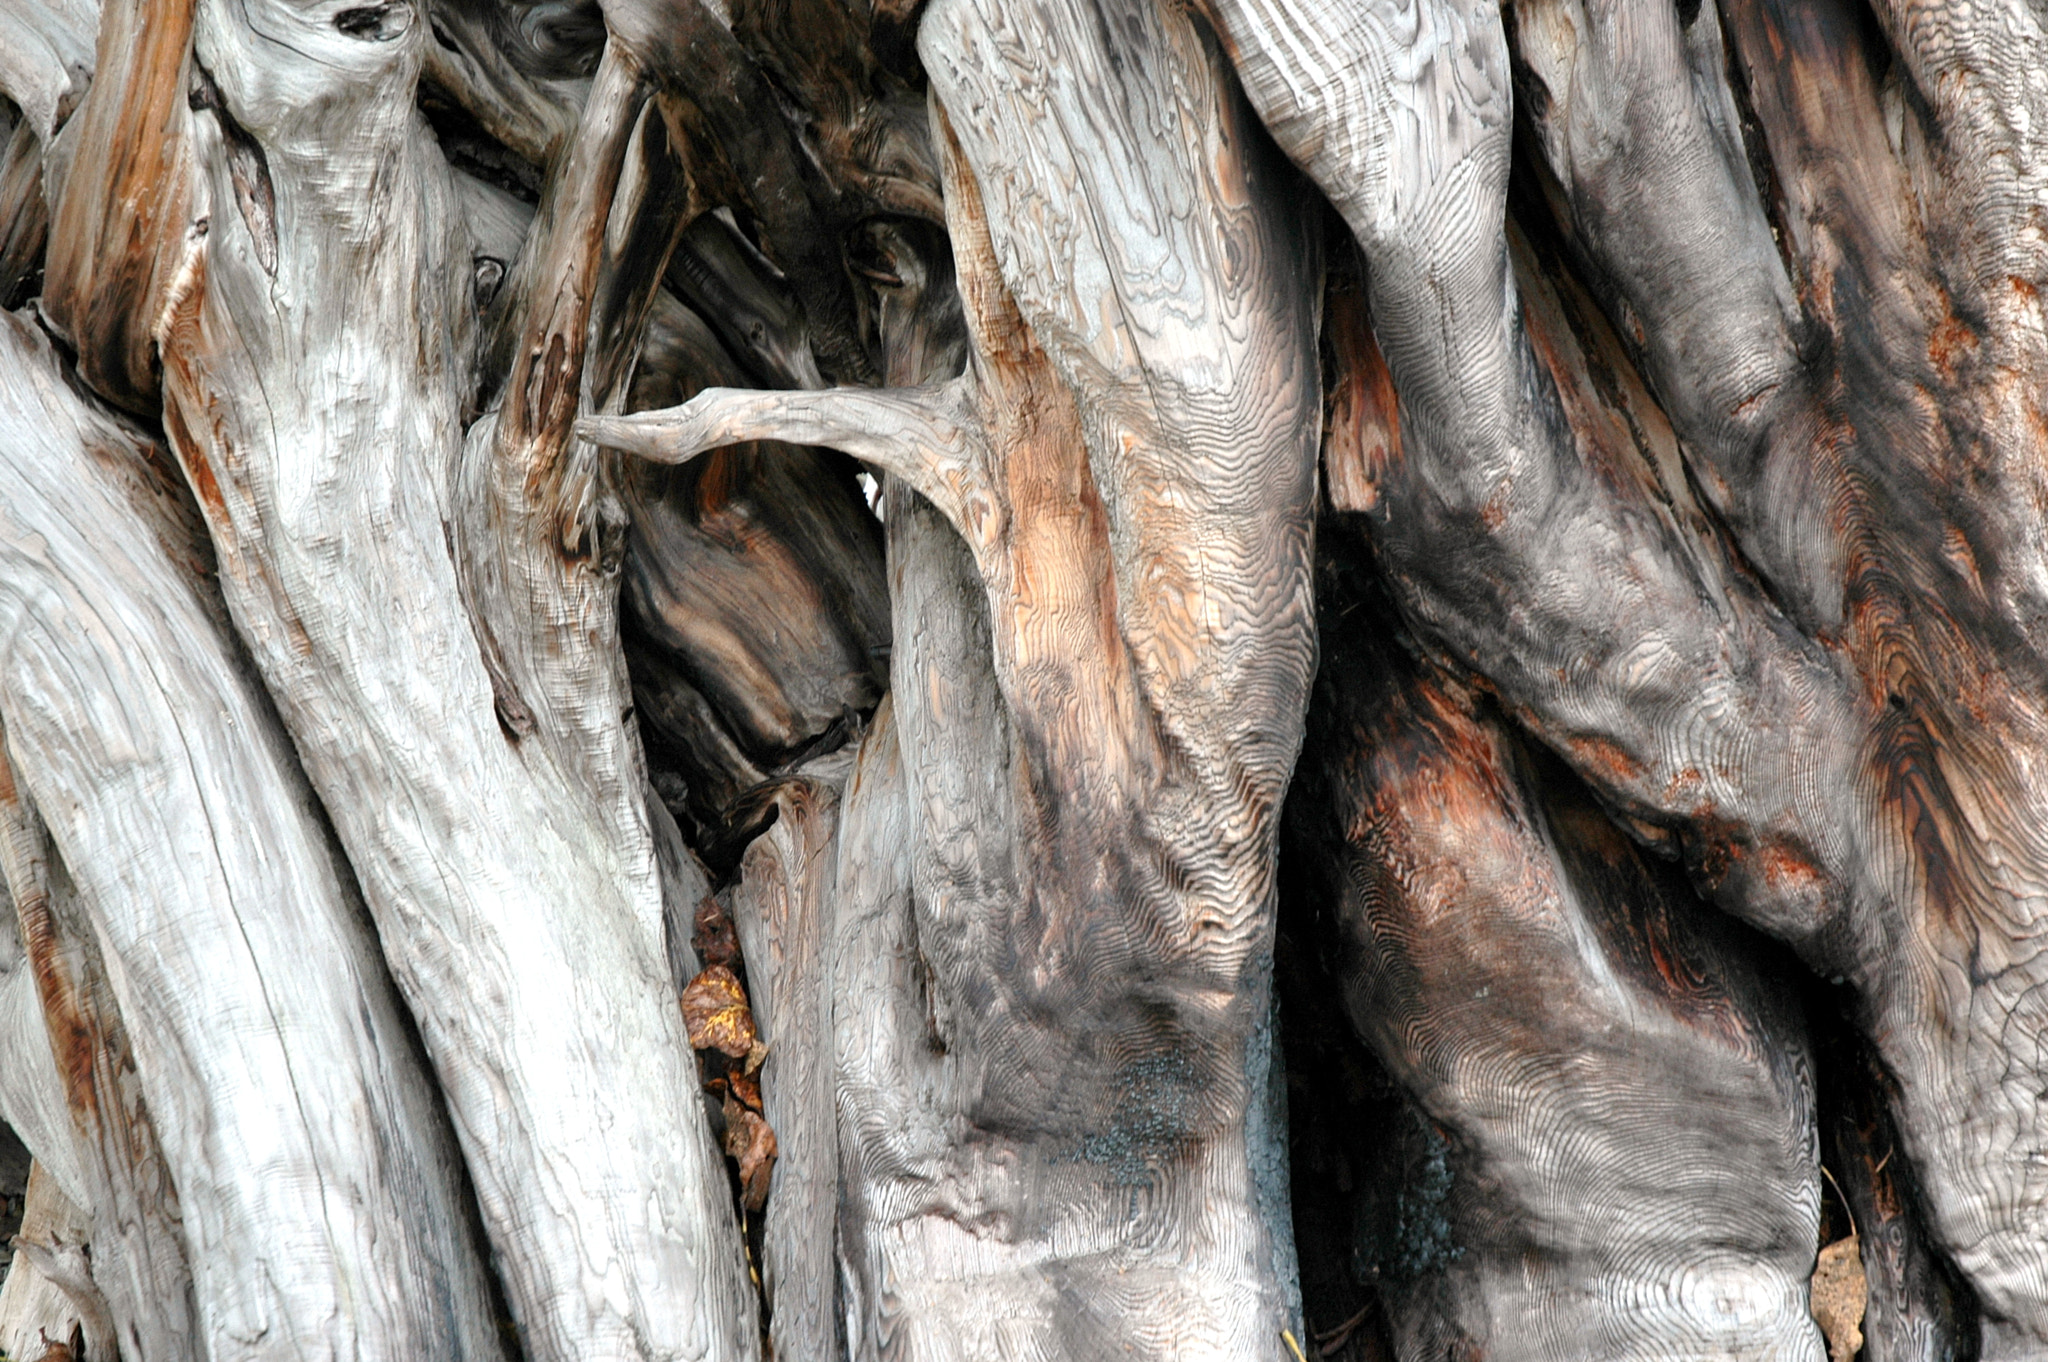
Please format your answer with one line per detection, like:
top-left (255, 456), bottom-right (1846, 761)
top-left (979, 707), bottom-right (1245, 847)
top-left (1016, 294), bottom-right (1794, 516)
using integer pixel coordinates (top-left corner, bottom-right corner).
top-left (1290, 532), bottom-right (1826, 1361)
top-left (592, 0), bottom-right (1324, 1348)
top-left (725, 777), bottom-right (843, 1362)
top-left (0, 310), bottom-right (507, 1359)
top-left (1503, 0), bottom-right (2048, 1346)
top-left (0, 1162), bottom-right (98, 1361)
top-left (141, 7), bottom-right (758, 1355)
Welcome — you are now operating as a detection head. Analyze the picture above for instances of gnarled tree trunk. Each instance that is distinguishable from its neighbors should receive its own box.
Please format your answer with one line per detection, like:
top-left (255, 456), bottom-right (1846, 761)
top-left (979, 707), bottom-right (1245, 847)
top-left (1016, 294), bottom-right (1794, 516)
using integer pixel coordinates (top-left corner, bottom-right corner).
top-left (0, 0), bottom-right (2043, 1357)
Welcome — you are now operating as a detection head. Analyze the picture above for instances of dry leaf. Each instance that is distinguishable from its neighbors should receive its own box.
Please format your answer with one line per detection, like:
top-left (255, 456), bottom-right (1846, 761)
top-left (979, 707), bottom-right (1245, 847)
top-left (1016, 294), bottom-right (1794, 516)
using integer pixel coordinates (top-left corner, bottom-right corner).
top-left (723, 1093), bottom-right (778, 1212)
top-left (726, 1067), bottom-right (764, 1114)
top-left (1811, 1233), bottom-right (1866, 1362)
top-left (33, 1325), bottom-right (80, 1362)
top-left (681, 965), bottom-right (758, 1058)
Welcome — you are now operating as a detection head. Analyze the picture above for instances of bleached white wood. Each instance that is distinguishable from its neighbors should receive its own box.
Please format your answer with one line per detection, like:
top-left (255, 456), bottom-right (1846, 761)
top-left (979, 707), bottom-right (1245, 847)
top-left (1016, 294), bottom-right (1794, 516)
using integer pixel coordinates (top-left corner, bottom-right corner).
top-left (0, 880), bottom-right (83, 1210)
top-left (0, 736), bottom-right (199, 1360)
top-left (0, 310), bottom-right (505, 1359)
top-left (0, 1162), bottom-right (95, 1362)
top-left (149, 6), bottom-right (759, 1356)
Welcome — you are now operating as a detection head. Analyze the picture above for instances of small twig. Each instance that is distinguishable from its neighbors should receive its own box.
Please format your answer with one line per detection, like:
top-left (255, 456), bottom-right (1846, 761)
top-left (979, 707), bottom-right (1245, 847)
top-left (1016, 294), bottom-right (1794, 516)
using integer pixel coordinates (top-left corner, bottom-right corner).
top-left (1821, 1163), bottom-right (1858, 1240)
top-left (1315, 1303), bottom-right (1374, 1355)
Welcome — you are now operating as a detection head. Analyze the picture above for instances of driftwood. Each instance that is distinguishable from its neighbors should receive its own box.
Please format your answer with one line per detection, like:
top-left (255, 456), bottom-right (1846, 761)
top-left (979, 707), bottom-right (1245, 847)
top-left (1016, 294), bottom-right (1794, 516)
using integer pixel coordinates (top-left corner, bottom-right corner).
top-left (0, 311), bottom-right (501, 1356)
top-left (0, 1162), bottom-right (101, 1361)
top-left (1, 0), bottom-right (2046, 1355)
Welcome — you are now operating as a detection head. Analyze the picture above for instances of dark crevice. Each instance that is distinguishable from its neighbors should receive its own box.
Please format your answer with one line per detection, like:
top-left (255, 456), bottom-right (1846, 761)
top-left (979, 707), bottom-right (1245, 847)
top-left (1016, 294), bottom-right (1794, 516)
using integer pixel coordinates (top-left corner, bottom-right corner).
top-left (1712, 0), bottom-right (1806, 298)
top-left (417, 85), bottom-right (545, 201)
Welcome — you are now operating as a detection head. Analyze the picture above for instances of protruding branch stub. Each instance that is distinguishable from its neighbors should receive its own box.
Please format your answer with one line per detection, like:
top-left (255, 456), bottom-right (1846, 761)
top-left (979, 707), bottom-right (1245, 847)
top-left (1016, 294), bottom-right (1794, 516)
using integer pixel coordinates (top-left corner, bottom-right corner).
top-left (578, 377), bottom-right (990, 547)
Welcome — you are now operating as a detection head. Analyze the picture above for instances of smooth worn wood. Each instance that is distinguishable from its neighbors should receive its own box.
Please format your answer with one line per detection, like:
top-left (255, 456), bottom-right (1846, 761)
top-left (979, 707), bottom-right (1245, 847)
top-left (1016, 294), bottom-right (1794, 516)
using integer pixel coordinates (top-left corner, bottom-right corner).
top-left (121, 6), bottom-right (757, 1355)
top-left (0, 740), bottom-right (198, 1361)
top-left (0, 879), bottom-right (82, 1214)
top-left (0, 1162), bottom-right (98, 1362)
top-left (0, 310), bottom-right (506, 1359)
top-left (725, 777), bottom-right (843, 1362)
top-left (1208, 0), bottom-right (2048, 1350)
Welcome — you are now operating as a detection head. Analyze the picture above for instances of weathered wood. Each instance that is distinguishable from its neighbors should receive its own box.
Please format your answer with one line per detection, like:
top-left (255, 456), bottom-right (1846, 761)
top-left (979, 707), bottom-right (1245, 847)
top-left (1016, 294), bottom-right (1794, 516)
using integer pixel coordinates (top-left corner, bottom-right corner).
top-left (38, 0), bottom-right (189, 415)
top-left (1500, 0), bottom-right (2048, 1347)
top-left (623, 447), bottom-right (886, 766)
top-left (1205, 0), bottom-right (2048, 1350)
top-left (0, 0), bottom-right (92, 150)
top-left (725, 777), bottom-right (843, 1362)
top-left (0, 877), bottom-right (81, 1213)
top-left (618, 238), bottom-right (891, 853)
top-left (1289, 528), bottom-right (1825, 1360)
top-left (421, 0), bottom-right (594, 170)
top-left (589, 0), bottom-right (1323, 1347)
top-left (0, 309), bottom-right (507, 1358)
top-left (1814, 1014), bottom-right (1977, 1362)
top-left (103, 4), bottom-right (759, 1354)
top-left (0, 742), bottom-right (197, 1360)
top-left (0, 121), bottom-right (49, 310)
top-left (9, 0), bottom-right (2047, 1355)
top-left (0, 1162), bottom-right (98, 1362)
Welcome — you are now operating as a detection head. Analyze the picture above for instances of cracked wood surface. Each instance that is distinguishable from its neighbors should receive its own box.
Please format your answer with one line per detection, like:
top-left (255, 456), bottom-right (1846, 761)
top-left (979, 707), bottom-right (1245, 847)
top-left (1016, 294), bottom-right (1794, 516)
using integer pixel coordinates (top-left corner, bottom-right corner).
top-left (0, 310), bottom-right (504, 1359)
top-left (63, 2), bottom-right (760, 1354)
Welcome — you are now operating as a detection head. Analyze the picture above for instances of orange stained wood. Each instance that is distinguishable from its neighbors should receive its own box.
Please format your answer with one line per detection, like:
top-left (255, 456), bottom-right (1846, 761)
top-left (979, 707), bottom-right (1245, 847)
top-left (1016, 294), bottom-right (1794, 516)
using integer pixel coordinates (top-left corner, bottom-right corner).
top-left (41, 0), bottom-right (197, 414)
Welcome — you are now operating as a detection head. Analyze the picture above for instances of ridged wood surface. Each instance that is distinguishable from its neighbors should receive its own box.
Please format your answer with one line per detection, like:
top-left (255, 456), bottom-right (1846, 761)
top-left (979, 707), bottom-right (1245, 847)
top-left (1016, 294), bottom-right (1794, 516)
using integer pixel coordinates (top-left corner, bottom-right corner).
top-left (0, 311), bottom-right (504, 1358)
top-left (1209, 0), bottom-right (2048, 1349)
top-left (1292, 542), bottom-right (1825, 1360)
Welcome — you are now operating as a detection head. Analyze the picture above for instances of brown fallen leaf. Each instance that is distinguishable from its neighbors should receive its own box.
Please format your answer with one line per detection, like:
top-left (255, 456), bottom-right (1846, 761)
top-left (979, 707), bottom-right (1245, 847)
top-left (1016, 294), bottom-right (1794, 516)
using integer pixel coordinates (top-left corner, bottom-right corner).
top-left (681, 965), bottom-right (758, 1059)
top-left (723, 1090), bottom-right (778, 1212)
top-left (33, 1325), bottom-right (80, 1362)
top-left (726, 1066), bottom-right (764, 1114)
top-left (1811, 1233), bottom-right (1866, 1362)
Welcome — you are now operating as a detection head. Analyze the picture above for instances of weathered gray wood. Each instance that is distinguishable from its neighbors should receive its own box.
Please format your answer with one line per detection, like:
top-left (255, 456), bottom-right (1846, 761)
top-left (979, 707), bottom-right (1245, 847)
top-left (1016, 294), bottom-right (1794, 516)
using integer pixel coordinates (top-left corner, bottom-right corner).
top-left (725, 778), bottom-right (842, 1362)
top-left (1291, 523), bottom-right (1825, 1360)
top-left (1204, 0), bottom-right (2048, 1351)
top-left (32, 2), bottom-right (760, 1352)
top-left (9, 0), bottom-right (2047, 1355)
top-left (0, 1161), bottom-right (97, 1361)
top-left (1506, 2), bottom-right (2048, 1349)
top-left (422, 0), bottom-right (593, 170)
top-left (0, 880), bottom-right (82, 1212)
top-left (588, 0), bottom-right (1322, 1348)
top-left (0, 741), bottom-right (198, 1360)
top-left (0, 0), bottom-right (92, 148)
top-left (0, 309), bottom-right (507, 1359)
